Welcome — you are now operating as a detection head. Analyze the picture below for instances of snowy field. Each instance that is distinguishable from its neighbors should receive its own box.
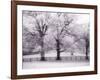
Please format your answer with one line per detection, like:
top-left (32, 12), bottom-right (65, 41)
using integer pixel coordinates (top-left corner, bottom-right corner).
top-left (22, 51), bottom-right (90, 69)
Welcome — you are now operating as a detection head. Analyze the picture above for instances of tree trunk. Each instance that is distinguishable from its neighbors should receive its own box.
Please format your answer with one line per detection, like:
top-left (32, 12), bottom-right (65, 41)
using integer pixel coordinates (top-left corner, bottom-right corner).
top-left (40, 36), bottom-right (46, 61)
top-left (56, 39), bottom-right (61, 60)
top-left (86, 48), bottom-right (88, 60)
top-left (71, 52), bottom-right (74, 56)
top-left (85, 39), bottom-right (89, 60)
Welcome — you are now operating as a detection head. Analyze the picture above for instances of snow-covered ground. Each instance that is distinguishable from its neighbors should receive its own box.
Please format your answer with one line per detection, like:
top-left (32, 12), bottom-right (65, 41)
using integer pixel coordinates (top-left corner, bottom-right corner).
top-left (23, 51), bottom-right (89, 69)
top-left (23, 61), bottom-right (89, 69)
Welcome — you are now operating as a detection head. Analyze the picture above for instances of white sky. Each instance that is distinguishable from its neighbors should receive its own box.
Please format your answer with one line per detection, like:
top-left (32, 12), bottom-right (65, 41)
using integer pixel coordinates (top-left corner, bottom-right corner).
top-left (75, 14), bottom-right (90, 24)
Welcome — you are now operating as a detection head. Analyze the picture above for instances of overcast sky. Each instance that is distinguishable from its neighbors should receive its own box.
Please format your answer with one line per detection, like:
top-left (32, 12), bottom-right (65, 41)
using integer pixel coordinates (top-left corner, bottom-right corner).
top-left (23, 11), bottom-right (90, 30)
top-left (75, 14), bottom-right (90, 24)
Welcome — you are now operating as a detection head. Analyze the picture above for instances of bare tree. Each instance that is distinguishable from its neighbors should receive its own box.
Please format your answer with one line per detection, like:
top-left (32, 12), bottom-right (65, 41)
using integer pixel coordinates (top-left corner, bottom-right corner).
top-left (22, 26), bottom-right (38, 55)
top-left (34, 13), bottom-right (50, 61)
top-left (23, 11), bottom-right (50, 60)
top-left (51, 13), bottom-right (89, 60)
top-left (50, 13), bottom-right (74, 60)
top-left (81, 24), bottom-right (89, 60)
top-left (66, 23), bottom-right (90, 60)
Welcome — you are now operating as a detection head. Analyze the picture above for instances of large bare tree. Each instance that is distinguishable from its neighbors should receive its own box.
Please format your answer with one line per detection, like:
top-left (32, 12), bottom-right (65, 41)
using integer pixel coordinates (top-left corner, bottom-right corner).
top-left (23, 11), bottom-right (50, 60)
top-left (34, 13), bottom-right (50, 60)
top-left (50, 13), bottom-right (74, 60)
top-left (66, 23), bottom-right (90, 60)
